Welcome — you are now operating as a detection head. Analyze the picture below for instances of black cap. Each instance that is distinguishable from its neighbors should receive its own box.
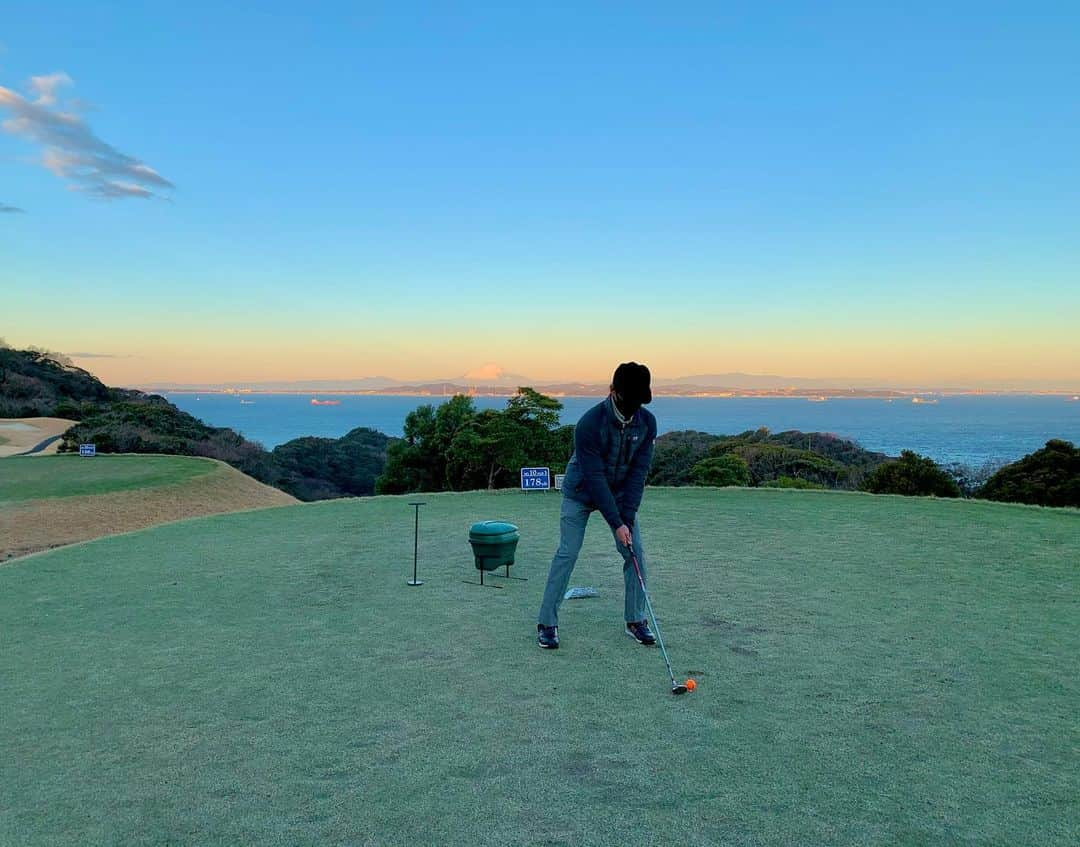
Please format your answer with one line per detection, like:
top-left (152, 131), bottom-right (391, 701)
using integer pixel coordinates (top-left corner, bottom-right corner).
top-left (612, 362), bottom-right (652, 404)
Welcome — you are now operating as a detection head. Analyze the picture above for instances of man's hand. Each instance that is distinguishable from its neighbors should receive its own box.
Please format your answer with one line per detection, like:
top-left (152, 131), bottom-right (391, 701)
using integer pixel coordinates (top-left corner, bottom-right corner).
top-left (615, 524), bottom-right (633, 549)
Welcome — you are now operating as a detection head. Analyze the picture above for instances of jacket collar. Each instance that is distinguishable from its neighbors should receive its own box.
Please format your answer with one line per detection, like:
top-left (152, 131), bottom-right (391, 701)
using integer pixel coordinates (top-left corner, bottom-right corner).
top-left (607, 394), bottom-right (634, 426)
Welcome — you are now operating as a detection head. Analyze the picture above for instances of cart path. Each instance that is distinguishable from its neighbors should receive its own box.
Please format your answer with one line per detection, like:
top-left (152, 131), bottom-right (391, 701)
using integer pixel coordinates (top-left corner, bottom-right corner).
top-left (16, 435), bottom-right (64, 456)
top-left (0, 418), bottom-right (76, 457)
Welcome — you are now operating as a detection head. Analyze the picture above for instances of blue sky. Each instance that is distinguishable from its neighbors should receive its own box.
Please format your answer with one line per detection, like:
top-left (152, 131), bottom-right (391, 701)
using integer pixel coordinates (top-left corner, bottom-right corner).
top-left (2, 2), bottom-right (1078, 386)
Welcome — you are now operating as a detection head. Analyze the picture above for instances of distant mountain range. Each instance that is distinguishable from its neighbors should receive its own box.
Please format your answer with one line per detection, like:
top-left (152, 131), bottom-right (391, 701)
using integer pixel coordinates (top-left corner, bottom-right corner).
top-left (130, 373), bottom-right (1075, 397)
top-left (135, 369), bottom-right (1078, 395)
top-left (662, 373), bottom-right (877, 389)
top-left (142, 377), bottom-right (402, 392)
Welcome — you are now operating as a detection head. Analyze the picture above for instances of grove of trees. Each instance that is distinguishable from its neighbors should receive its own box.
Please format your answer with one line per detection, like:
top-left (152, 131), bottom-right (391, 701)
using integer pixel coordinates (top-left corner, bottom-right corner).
top-left (650, 427), bottom-right (891, 490)
top-left (376, 388), bottom-right (574, 494)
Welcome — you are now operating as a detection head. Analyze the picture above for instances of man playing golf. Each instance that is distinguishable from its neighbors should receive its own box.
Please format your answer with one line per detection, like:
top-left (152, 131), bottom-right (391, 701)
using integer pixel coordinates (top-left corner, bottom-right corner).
top-left (537, 362), bottom-right (658, 649)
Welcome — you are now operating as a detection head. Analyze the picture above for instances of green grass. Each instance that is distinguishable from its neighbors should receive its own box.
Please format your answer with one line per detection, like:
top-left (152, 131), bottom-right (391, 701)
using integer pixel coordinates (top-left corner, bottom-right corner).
top-left (0, 434), bottom-right (10, 446)
top-left (0, 454), bottom-right (217, 501)
top-left (1, 488), bottom-right (1077, 846)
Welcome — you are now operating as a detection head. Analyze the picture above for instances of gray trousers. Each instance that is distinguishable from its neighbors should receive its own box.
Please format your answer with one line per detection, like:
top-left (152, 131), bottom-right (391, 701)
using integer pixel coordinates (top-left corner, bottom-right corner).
top-left (537, 495), bottom-right (648, 627)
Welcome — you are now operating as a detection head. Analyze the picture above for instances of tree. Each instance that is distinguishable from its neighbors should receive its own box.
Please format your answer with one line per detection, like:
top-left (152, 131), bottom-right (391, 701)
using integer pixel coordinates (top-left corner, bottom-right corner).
top-left (690, 455), bottom-right (751, 487)
top-left (978, 440), bottom-right (1079, 508)
top-left (505, 387), bottom-right (562, 430)
top-left (504, 387), bottom-right (568, 473)
top-left (377, 399), bottom-right (475, 494)
top-left (549, 424), bottom-right (575, 473)
top-left (376, 439), bottom-right (431, 494)
top-left (458, 389), bottom-right (569, 490)
top-left (861, 451), bottom-right (961, 498)
top-left (469, 409), bottom-right (531, 490)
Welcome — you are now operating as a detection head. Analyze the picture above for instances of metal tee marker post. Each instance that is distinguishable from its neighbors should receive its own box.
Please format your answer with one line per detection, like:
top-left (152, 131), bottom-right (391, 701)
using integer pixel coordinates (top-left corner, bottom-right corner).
top-left (407, 502), bottom-right (425, 586)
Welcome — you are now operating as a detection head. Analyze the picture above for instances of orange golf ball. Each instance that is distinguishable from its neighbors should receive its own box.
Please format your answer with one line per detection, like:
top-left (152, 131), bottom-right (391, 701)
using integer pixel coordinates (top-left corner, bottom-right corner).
top-left (685, 678), bottom-right (697, 691)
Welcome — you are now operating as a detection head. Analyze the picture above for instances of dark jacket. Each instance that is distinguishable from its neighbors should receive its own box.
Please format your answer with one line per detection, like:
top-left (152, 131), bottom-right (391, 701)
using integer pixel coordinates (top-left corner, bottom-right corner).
top-left (561, 396), bottom-right (657, 530)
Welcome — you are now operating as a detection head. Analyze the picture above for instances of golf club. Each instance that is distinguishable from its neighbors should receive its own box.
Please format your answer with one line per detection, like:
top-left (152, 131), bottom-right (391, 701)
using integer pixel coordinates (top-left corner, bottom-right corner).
top-left (627, 544), bottom-right (689, 695)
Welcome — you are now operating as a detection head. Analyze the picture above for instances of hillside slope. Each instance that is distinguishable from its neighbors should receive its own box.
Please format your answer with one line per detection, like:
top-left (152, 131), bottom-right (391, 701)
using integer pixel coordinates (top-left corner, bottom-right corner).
top-left (2, 345), bottom-right (395, 501)
top-left (0, 454), bottom-right (297, 560)
top-left (1, 488), bottom-right (1076, 845)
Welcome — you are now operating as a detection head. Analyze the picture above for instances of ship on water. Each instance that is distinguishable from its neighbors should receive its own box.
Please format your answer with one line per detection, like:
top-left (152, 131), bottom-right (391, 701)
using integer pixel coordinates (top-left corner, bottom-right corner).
top-left (310, 397), bottom-right (341, 406)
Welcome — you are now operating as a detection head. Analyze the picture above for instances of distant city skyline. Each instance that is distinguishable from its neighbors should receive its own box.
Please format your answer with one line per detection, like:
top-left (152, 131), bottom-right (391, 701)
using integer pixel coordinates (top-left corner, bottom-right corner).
top-left (3, 3), bottom-right (1078, 389)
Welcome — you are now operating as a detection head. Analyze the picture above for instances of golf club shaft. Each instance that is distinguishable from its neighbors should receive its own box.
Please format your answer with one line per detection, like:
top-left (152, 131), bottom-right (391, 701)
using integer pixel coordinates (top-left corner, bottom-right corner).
top-left (628, 548), bottom-right (678, 686)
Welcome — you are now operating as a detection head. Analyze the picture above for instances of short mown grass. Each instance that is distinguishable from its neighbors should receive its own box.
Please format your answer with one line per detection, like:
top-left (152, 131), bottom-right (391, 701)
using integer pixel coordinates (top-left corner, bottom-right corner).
top-left (1, 487), bottom-right (1077, 845)
top-left (0, 454), bottom-right (217, 502)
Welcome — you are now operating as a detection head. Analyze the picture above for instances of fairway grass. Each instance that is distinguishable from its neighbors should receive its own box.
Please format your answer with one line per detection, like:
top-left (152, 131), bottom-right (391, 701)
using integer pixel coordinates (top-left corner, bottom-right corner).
top-left (0, 454), bottom-right (216, 501)
top-left (1, 489), bottom-right (1077, 845)
top-left (0, 455), bottom-right (296, 560)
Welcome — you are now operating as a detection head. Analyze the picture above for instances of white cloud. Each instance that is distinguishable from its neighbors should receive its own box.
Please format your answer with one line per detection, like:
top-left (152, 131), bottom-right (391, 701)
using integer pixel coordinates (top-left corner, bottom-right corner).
top-left (0, 72), bottom-right (173, 201)
top-left (28, 72), bottom-right (71, 106)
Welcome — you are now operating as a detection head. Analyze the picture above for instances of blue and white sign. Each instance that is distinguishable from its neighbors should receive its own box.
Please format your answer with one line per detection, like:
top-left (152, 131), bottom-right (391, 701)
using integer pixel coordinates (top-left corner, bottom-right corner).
top-left (520, 467), bottom-right (551, 490)
top-left (79, 443), bottom-right (96, 457)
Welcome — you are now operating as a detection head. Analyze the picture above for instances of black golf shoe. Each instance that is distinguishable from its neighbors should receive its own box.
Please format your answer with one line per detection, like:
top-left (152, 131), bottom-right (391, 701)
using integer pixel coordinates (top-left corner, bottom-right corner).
top-left (537, 624), bottom-right (559, 649)
top-left (625, 620), bottom-right (656, 645)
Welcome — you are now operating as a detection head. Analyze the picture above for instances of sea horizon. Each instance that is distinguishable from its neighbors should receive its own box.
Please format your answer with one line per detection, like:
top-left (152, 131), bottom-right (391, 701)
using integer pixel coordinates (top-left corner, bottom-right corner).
top-left (168, 392), bottom-right (1080, 469)
top-left (150, 388), bottom-right (1080, 399)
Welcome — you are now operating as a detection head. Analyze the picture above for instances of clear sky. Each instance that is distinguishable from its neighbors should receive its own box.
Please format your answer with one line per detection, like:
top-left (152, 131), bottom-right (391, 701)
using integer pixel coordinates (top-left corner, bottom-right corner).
top-left (2, 2), bottom-right (1078, 388)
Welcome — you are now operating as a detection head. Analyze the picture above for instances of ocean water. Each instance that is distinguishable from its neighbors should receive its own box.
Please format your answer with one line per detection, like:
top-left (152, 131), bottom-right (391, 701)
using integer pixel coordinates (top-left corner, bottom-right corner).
top-left (167, 393), bottom-right (1080, 468)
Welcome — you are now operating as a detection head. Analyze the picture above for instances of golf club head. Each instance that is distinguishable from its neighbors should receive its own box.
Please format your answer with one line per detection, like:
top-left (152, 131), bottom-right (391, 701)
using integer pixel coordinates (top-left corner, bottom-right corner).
top-left (671, 683), bottom-right (689, 695)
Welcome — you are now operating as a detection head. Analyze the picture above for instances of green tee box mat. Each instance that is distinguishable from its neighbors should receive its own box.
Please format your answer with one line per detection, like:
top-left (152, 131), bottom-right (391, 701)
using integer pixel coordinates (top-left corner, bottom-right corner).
top-left (467, 520), bottom-right (522, 587)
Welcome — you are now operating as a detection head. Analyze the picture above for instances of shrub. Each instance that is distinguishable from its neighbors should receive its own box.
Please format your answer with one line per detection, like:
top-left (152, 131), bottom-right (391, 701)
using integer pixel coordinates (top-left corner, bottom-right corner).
top-left (978, 440), bottom-right (1079, 508)
top-left (761, 476), bottom-right (825, 490)
top-left (690, 455), bottom-right (751, 487)
top-left (861, 451), bottom-right (961, 497)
